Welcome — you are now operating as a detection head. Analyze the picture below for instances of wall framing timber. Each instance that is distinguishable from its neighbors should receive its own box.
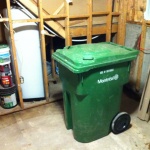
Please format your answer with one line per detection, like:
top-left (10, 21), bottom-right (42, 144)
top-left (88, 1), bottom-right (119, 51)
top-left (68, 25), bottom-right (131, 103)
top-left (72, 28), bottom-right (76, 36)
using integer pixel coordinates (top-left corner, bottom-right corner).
top-left (0, 0), bottom-right (126, 115)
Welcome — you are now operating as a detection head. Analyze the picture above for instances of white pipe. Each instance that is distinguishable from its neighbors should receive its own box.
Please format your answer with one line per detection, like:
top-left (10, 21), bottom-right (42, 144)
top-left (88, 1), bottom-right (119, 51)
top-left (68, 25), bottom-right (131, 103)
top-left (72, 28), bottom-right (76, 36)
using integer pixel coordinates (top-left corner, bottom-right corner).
top-left (72, 35), bottom-right (100, 42)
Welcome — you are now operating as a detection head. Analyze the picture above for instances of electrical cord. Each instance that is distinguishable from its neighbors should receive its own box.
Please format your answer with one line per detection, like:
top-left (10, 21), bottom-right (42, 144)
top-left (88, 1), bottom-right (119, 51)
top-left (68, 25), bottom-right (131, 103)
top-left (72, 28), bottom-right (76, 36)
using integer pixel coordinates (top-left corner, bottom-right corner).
top-left (136, 33), bottom-right (150, 54)
top-left (138, 49), bottom-right (150, 54)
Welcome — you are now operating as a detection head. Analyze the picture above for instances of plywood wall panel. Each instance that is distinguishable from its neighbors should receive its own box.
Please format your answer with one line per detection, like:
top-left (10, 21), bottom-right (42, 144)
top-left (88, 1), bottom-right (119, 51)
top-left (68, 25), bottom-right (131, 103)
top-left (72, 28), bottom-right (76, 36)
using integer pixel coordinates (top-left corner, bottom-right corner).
top-left (40, 0), bottom-right (117, 27)
top-left (18, 0), bottom-right (65, 38)
top-left (36, 0), bottom-right (65, 14)
top-left (49, 0), bottom-right (148, 24)
top-left (93, 0), bottom-right (107, 11)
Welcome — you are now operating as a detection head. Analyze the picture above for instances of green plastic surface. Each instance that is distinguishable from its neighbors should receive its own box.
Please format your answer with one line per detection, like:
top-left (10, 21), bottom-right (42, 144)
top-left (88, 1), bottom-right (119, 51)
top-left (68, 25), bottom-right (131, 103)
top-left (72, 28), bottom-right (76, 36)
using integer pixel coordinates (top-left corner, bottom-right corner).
top-left (52, 42), bottom-right (139, 143)
top-left (52, 42), bottom-right (139, 73)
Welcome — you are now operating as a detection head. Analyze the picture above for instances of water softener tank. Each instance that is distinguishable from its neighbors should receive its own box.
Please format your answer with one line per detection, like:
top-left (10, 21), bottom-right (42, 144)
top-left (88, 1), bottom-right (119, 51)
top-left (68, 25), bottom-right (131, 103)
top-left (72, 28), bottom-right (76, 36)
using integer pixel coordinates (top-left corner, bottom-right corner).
top-left (3, 7), bottom-right (45, 100)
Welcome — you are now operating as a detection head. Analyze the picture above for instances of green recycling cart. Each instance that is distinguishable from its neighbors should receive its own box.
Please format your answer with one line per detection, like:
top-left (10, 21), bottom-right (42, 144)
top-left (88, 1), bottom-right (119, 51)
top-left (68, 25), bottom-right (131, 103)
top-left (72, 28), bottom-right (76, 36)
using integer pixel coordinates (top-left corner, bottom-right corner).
top-left (52, 42), bottom-right (139, 143)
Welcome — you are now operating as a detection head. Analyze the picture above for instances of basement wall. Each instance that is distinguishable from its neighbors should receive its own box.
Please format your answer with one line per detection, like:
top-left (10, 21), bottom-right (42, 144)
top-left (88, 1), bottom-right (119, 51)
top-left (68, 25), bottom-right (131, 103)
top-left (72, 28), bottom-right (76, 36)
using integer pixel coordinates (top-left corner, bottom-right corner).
top-left (125, 23), bottom-right (150, 94)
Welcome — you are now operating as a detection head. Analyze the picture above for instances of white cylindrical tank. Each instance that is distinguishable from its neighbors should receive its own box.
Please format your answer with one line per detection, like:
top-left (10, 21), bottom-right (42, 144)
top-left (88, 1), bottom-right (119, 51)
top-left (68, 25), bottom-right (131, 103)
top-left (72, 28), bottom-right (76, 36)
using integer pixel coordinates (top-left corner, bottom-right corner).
top-left (3, 7), bottom-right (45, 100)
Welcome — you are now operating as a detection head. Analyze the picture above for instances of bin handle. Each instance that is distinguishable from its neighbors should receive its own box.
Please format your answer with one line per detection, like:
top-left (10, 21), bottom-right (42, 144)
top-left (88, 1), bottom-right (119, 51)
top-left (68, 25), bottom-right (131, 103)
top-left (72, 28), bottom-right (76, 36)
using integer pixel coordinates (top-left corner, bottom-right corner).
top-left (83, 55), bottom-right (94, 60)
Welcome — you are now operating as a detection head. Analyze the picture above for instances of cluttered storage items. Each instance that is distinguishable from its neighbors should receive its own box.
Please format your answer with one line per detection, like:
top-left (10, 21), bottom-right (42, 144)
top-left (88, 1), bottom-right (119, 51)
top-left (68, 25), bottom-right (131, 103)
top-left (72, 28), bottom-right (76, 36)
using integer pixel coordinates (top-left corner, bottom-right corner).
top-left (0, 44), bottom-right (17, 109)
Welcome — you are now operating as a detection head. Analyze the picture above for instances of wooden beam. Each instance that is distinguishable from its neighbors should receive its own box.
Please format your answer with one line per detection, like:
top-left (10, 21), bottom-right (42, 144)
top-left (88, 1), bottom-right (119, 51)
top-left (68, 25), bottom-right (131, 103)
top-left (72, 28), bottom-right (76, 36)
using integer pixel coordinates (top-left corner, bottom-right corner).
top-left (12, 19), bottom-right (40, 23)
top-left (6, 0), bottom-right (24, 109)
top-left (116, 0), bottom-right (122, 44)
top-left (70, 24), bottom-right (118, 37)
top-left (112, 12), bottom-right (120, 16)
top-left (114, 0), bottom-right (119, 12)
top-left (43, 14), bottom-right (67, 19)
top-left (53, 2), bottom-right (65, 15)
top-left (69, 15), bottom-right (89, 19)
top-left (117, 0), bottom-right (128, 45)
top-left (126, 0), bottom-right (135, 21)
top-left (87, 0), bottom-right (92, 43)
top-left (132, 0), bottom-right (136, 21)
top-left (50, 38), bottom-right (56, 79)
top-left (112, 0), bottom-right (120, 44)
top-left (146, 21), bottom-right (150, 25)
top-left (133, 0), bottom-right (145, 23)
top-left (65, 1), bottom-right (72, 46)
top-left (92, 11), bottom-right (109, 16)
top-left (38, 0), bottom-right (49, 101)
top-left (106, 0), bottom-right (113, 42)
top-left (136, 20), bottom-right (146, 91)
top-left (69, 20), bottom-right (86, 26)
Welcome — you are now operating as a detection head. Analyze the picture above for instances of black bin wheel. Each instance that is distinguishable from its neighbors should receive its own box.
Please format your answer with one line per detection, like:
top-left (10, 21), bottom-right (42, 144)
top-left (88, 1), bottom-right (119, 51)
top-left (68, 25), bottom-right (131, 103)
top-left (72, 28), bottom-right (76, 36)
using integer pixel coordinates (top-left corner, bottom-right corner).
top-left (111, 112), bottom-right (131, 134)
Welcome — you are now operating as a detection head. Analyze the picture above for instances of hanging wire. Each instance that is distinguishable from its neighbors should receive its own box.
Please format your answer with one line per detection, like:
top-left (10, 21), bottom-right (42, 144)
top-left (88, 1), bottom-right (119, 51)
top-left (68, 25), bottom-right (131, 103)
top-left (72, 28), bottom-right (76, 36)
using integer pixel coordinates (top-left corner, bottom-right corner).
top-left (136, 33), bottom-right (150, 54)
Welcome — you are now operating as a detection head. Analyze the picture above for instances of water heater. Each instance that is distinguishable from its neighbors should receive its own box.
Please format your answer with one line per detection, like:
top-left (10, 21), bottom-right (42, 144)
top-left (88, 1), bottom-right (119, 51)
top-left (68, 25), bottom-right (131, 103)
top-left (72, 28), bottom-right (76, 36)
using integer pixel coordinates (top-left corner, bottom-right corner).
top-left (3, 7), bottom-right (45, 101)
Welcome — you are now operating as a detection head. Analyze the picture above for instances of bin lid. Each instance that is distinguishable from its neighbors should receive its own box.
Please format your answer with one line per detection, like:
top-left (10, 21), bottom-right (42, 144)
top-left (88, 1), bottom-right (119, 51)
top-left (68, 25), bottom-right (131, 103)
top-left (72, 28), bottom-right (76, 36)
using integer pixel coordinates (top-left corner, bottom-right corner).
top-left (52, 42), bottom-right (139, 73)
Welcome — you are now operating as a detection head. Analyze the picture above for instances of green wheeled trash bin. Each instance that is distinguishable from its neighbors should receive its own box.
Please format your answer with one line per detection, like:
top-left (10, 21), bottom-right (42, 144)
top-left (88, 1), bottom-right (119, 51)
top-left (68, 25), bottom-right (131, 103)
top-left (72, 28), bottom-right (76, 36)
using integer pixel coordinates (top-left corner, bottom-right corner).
top-left (52, 42), bottom-right (139, 143)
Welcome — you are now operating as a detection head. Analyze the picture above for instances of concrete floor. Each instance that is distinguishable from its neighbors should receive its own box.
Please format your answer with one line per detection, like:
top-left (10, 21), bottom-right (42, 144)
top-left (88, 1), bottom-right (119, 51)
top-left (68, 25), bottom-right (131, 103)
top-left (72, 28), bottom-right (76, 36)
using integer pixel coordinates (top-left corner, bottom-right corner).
top-left (0, 91), bottom-right (150, 150)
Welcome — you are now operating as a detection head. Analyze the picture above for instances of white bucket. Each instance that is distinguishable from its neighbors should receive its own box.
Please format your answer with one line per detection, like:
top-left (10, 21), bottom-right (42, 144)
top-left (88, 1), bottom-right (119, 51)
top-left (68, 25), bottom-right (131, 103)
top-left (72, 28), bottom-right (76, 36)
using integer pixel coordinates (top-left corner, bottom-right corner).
top-left (0, 45), bottom-right (11, 65)
top-left (0, 93), bottom-right (17, 109)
